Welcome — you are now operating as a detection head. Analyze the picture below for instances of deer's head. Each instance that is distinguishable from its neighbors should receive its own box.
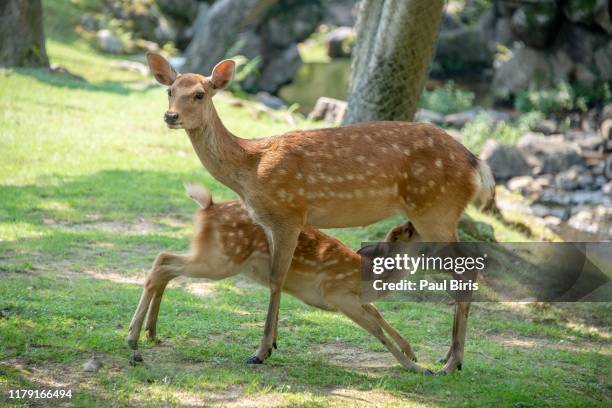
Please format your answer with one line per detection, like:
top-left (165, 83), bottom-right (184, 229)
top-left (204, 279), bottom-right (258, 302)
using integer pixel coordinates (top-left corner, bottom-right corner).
top-left (146, 52), bottom-right (235, 130)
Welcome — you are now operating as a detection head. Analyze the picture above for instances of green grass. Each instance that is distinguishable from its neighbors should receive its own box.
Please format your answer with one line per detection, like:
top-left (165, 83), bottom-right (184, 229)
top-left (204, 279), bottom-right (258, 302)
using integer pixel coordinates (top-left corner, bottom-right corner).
top-left (0, 2), bottom-right (610, 406)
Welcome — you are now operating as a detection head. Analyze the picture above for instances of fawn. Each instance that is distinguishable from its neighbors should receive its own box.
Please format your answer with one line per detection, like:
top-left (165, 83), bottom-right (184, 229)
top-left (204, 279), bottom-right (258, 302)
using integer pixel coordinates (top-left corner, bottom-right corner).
top-left (145, 52), bottom-right (495, 374)
top-left (127, 185), bottom-right (432, 374)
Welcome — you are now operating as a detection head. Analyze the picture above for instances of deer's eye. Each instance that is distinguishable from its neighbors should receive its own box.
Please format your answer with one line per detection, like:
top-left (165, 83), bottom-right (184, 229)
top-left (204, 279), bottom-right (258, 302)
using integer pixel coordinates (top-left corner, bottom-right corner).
top-left (167, 89), bottom-right (172, 97)
top-left (195, 91), bottom-right (205, 100)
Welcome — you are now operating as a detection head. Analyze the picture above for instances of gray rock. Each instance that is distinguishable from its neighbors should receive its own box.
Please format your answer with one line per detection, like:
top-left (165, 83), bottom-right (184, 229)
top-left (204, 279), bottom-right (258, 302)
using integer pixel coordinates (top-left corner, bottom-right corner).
top-left (567, 206), bottom-right (612, 236)
top-left (563, 0), bottom-right (611, 33)
top-left (257, 44), bottom-right (302, 93)
top-left (605, 155), bottom-right (612, 179)
top-left (531, 119), bottom-right (558, 135)
top-left (518, 133), bottom-right (585, 174)
top-left (601, 119), bottom-right (612, 140)
top-left (444, 108), bottom-right (511, 128)
top-left (326, 26), bottom-right (354, 59)
top-left (96, 30), bottom-right (122, 54)
top-left (531, 204), bottom-right (569, 220)
top-left (80, 14), bottom-right (97, 32)
top-left (433, 25), bottom-right (493, 75)
top-left (255, 92), bottom-right (286, 110)
top-left (555, 166), bottom-right (581, 190)
top-left (415, 109), bottom-right (445, 125)
top-left (510, 3), bottom-right (560, 49)
top-left (493, 44), bottom-right (574, 100)
top-left (308, 97), bottom-right (347, 124)
top-left (507, 175), bottom-right (536, 195)
top-left (261, 2), bottom-right (323, 49)
top-left (322, 0), bottom-right (357, 27)
top-left (480, 139), bottom-right (531, 181)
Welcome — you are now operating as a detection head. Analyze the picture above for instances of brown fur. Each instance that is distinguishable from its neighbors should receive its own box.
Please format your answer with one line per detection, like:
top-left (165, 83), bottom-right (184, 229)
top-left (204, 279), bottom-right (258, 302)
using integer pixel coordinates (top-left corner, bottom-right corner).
top-left (127, 188), bottom-right (431, 374)
top-left (144, 52), bottom-right (495, 373)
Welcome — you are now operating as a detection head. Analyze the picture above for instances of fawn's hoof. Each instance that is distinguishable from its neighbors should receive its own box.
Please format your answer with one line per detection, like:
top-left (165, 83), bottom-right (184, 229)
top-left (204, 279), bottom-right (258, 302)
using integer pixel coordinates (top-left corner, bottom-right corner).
top-left (127, 339), bottom-right (138, 350)
top-left (423, 368), bottom-right (434, 376)
top-left (435, 362), bottom-right (462, 376)
top-left (244, 355), bottom-right (263, 364)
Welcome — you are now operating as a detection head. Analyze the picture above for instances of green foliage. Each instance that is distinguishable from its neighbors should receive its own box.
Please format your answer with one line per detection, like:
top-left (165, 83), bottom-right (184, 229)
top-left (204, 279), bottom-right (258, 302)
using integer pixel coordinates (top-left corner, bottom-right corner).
top-left (515, 81), bottom-right (612, 114)
top-left (224, 39), bottom-right (262, 94)
top-left (461, 111), bottom-right (542, 154)
top-left (419, 81), bottom-right (475, 115)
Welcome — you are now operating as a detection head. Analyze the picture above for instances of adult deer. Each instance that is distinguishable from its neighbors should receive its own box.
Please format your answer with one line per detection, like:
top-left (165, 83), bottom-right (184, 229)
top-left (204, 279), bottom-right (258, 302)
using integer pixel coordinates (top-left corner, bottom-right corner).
top-left (144, 52), bottom-right (495, 374)
top-left (128, 184), bottom-right (431, 374)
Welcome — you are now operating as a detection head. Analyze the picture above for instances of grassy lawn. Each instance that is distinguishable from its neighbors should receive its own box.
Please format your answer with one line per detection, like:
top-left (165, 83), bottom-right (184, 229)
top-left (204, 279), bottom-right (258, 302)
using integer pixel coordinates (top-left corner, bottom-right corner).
top-left (0, 2), bottom-right (610, 406)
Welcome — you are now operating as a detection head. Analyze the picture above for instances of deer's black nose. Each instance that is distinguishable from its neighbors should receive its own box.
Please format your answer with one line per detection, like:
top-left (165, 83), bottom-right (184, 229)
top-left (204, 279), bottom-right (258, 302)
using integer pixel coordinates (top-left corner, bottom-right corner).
top-left (164, 111), bottom-right (179, 124)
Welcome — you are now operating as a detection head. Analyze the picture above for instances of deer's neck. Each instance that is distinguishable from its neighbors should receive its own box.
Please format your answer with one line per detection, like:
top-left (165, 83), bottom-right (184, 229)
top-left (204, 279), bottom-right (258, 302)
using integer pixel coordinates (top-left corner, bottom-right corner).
top-left (186, 104), bottom-right (252, 193)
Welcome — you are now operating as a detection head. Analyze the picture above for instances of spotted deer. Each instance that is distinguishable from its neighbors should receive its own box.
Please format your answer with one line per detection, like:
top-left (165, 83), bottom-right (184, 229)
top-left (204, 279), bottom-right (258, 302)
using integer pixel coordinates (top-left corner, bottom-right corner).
top-left (144, 52), bottom-right (495, 374)
top-left (127, 184), bottom-right (432, 374)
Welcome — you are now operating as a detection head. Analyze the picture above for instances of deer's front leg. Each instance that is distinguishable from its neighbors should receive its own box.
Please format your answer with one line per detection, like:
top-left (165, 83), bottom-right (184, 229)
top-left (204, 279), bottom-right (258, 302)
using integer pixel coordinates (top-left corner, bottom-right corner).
top-left (245, 224), bottom-right (300, 364)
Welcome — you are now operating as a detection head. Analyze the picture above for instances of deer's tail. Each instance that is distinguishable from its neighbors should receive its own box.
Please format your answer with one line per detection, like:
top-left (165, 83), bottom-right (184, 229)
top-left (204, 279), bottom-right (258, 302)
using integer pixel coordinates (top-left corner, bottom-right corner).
top-left (473, 160), bottom-right (496, 211)
top-left (184, 183), bottom-right (213, 209)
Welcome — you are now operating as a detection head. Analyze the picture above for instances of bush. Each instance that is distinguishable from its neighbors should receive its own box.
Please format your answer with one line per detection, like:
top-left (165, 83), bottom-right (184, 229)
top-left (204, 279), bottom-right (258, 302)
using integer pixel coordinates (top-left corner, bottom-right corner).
top-left (419, 81), bottom-right (474, 115)
top-left (462, 111), bottom-right (542, 154)
top-left (515, 81), bottom-right (612, 114)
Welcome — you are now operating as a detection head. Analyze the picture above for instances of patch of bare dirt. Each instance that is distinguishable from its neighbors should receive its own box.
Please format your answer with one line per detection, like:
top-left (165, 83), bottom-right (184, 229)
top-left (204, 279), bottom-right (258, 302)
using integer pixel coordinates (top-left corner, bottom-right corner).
top-left (316, 342), bottom-right (397, 370)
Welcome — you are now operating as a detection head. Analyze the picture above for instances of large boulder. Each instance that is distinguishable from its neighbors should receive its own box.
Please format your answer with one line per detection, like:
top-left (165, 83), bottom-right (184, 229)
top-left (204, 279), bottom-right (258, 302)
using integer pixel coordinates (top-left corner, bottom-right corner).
top-left (479, 139), bottom-right (532, 181)
top-left (322, 0), bottom-right (358, 27)
top-left (492, 44), bottom-right (573, 100)
top-left (433, 25), bottom-right (493, 76)
top-left (183, 0), bottom-right (276, 74)
top-left (518, 133), bottom-right (586, 174)
top-left (256, 44), bottom-right (302, 93)
top-left (260, 1), bottom-right (323, 49)
top-left (563, 0), bottom-right (611, 33)
top-left (96, 29), bottom-right (123, 54)
top-left (509, 2), bottom-right (561, 49)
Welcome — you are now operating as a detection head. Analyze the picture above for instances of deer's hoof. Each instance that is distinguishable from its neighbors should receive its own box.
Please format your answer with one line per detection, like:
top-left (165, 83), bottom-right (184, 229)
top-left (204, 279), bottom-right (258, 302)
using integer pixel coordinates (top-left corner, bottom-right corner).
top-left (423, 368), bottom-right (434, 376)
top-left (129, 352), bottom-right (144, 366)
top-left (127, 339), bottom-right (138, 350)
top-left (244, 355), bottom-right (263, 364)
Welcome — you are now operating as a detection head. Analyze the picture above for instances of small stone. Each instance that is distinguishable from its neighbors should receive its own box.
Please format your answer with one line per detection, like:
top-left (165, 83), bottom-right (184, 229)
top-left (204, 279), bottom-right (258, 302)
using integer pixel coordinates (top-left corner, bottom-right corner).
top-left (83, 350), bottom-right (103, 373)
top-left (96, 29), bottom-right (122, 54)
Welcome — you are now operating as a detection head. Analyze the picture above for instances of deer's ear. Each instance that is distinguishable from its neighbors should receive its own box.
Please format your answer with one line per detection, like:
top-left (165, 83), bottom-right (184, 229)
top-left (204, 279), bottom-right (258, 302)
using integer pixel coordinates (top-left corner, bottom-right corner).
top-left (210, 60), bottom-right (235, 90)
top-left (146, 52), bottom-right (177, 86)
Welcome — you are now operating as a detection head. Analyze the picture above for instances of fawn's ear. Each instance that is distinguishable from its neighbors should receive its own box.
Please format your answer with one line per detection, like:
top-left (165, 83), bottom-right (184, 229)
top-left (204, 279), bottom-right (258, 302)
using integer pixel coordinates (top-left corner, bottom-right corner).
top-left (210, 60), bottom-right (235, 90)
top-left (146, 52), bottom-right (177, 86)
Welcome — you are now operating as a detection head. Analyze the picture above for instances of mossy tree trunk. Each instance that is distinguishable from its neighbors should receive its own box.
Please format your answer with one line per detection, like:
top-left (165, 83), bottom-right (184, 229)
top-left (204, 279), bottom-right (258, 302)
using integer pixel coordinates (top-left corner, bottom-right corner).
top-left (0, 0), bottom-right (49, 68)
top-left (343, 0), bottom-right (444, 125)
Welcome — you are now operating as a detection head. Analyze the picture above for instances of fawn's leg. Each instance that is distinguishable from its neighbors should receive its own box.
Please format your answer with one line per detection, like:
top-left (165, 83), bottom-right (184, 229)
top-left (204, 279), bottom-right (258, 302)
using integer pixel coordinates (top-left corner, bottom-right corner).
top-left (245, 224), bottom-right (301, 364)
top-left (362, 304), bottom-right (417, 362)
top-left (326, 294), bottom-right (432, 375)
top-left (145, 279), bottom-right (170, 341)
top-left (127, 252), bottom-right (191, 349)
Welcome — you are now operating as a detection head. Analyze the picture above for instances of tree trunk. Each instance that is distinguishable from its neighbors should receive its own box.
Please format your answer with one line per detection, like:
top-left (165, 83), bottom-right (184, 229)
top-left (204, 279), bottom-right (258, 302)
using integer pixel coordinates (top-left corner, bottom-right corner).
top-left (0, 0), bottom-right (48, 68)
top-left (342, 0), bottom-right (444, 125)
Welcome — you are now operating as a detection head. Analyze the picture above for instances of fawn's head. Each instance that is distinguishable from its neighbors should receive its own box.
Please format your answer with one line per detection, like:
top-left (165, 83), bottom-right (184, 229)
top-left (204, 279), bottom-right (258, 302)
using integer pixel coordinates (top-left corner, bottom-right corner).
top-left (146, 53), bottom-right (235, 130)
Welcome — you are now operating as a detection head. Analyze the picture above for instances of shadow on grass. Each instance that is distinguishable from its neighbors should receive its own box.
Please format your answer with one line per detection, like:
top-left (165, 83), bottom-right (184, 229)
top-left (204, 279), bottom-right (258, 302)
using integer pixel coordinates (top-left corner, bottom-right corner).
top-left (13, 67), bottom-right (147, 95)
